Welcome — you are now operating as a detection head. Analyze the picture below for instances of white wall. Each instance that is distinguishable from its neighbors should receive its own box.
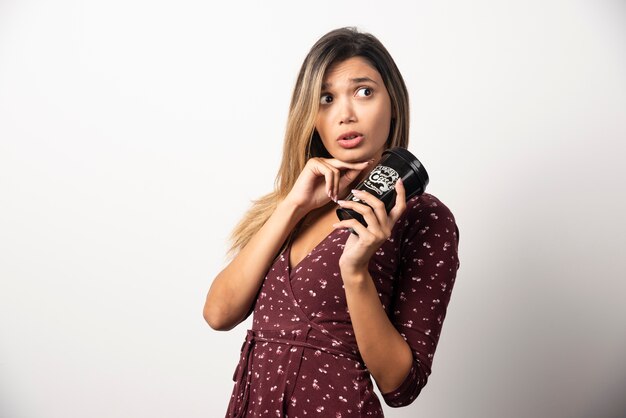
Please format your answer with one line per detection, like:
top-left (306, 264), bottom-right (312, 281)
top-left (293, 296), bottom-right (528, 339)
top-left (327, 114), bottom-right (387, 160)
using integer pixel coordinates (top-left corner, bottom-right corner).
top-left (1, 1), bottom-right (625, 417)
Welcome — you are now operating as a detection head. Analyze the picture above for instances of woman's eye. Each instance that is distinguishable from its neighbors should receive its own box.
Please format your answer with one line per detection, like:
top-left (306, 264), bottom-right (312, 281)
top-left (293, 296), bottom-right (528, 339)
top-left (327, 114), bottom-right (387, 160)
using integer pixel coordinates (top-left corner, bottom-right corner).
top-left (320, 94), bottom-right (333, 104)
top-left (356, 87), bottom-right (372, 97)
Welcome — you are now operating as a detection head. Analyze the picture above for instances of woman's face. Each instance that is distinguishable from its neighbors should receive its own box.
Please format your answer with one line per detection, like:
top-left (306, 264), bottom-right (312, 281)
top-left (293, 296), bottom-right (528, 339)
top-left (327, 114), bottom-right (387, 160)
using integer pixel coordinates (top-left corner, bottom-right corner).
top-left (315, 56), bottom-right (393, 164)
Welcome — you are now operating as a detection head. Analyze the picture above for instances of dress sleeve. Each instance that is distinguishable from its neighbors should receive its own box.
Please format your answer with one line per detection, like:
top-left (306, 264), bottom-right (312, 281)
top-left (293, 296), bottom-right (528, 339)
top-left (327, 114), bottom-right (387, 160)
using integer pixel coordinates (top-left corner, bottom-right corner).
top-left (382, 194), bottom-right (460, 407)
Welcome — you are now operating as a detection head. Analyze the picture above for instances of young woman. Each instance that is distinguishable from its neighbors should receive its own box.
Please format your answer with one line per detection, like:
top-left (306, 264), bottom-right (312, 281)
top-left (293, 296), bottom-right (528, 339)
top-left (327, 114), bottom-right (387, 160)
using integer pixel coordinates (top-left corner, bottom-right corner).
top-left (204, 27), bottom-right (460, 417)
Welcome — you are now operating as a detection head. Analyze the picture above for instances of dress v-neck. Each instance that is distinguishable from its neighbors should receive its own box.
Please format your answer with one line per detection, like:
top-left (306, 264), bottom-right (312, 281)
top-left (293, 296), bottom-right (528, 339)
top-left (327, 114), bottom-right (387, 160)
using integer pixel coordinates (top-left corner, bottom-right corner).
top-left (286, 228), bottom-right (340, 273)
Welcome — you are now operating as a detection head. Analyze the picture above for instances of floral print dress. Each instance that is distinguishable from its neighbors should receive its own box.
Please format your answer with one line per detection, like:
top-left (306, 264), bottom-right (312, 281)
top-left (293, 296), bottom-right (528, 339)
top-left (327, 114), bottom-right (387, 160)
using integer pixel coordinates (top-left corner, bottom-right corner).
top-left (226, 193), bottom-right (460, 417)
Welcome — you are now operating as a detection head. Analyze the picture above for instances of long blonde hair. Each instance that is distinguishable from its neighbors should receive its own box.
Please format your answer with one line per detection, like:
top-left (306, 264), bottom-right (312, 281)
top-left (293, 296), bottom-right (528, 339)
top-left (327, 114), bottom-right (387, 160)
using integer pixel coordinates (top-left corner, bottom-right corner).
top-left (227, 27), bottom-right (411, 258)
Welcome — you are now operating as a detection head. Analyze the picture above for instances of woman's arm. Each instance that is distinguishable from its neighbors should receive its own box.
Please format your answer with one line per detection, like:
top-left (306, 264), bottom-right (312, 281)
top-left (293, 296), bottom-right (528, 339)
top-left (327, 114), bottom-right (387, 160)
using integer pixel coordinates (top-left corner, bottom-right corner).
top-left (203, 158), bottom-right (371, 331)
top-left (333, 180), bottom-right (412, 392)
top-left (342, 269), bottom-right (414, 393)
top-left (335, 186), bottom-right (460, 404)
top-left (203, 199), bottom-right (305, 331)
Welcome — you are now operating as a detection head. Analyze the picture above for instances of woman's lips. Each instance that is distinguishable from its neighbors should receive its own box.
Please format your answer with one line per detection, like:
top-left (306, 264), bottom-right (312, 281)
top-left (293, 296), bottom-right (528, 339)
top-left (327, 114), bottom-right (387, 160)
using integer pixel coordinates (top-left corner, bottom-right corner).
top-left (337, 133), bottom-right (363, 149)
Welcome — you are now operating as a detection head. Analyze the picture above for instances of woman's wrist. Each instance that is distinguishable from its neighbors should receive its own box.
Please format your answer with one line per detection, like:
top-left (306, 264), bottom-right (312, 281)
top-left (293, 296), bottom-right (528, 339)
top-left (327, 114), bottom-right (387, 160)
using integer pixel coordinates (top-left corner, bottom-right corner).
top-left (339, 264), bottom-right (371, 286)
top-left (277, 196), bottom-right (308, 222)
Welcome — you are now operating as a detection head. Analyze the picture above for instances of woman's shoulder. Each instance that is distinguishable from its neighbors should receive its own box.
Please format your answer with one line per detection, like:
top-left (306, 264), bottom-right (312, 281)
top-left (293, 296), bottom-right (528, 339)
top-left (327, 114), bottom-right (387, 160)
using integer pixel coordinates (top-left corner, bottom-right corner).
top-left (393, 192), bottom-right (459, 242)
top-left (403, 192), bottom-right (457, 223)
top-left (388, 192), bottom-right (460, 262)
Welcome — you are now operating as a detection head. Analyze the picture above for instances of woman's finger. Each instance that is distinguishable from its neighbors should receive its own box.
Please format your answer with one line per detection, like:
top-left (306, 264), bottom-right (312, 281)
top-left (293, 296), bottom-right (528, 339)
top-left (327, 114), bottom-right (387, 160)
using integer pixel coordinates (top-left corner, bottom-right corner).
top-left (336, 199), bottom-right (380, 230)
top-left (308, 158), bottom-right (334, 199)
top-left (332, 164), bottom-right (339, 201)
top-left (309, 158), bottom-right (338, 200)
top-left (337, 168), bottom-right (364, 196)
top-left (348, 189), bottom-right (389, 231)
top-left (318, 159), bottom-right (340, 201)
top-left (322, 158), bottom-right (372, 201)
top-left (332, 218), bottom-right (372, 240)
top-left (336, 200), bottom-right (392, 239)
top-left (323, 159), bottom-right (371, 199)
top-left (388, 178), bottom-right (407, 224)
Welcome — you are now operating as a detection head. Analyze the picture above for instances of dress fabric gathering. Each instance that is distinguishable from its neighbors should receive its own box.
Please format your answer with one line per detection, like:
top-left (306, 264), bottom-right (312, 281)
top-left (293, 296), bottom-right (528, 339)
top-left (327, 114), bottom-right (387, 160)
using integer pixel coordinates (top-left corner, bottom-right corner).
top-left (226, 193), bottom-right (460, 417)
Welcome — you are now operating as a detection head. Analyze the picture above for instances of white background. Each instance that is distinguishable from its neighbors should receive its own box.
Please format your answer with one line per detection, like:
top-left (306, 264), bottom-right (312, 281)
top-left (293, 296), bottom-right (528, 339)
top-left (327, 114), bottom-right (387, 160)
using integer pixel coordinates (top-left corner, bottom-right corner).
top-left (1, 1), bottom-right (625, 417)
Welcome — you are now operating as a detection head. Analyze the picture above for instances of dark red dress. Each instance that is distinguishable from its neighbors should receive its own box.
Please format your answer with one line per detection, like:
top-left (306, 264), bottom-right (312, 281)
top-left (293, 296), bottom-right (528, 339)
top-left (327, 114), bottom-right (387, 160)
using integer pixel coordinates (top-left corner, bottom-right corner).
top-left (226, 193), bottom-right (460, 417)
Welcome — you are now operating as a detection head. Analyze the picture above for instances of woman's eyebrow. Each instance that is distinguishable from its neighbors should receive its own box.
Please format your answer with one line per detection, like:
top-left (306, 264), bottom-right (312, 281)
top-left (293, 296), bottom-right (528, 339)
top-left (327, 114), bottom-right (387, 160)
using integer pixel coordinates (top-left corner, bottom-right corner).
top-left (350, 77), bottom-right (378, 85)
top-left (321, 77), bottom-right (379, 90)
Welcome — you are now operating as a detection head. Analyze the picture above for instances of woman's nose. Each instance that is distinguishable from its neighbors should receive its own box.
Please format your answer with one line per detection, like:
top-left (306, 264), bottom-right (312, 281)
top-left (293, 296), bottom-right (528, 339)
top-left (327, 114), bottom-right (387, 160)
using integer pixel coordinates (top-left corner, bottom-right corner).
top-left (338, 100), bottom-right (357, 125)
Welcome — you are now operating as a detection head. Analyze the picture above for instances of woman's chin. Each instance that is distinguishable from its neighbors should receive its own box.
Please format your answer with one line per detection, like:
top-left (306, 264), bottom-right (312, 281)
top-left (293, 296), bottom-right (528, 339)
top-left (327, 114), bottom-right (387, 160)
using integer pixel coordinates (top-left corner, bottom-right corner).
top-left (329, 149), bottom-right (373, 164)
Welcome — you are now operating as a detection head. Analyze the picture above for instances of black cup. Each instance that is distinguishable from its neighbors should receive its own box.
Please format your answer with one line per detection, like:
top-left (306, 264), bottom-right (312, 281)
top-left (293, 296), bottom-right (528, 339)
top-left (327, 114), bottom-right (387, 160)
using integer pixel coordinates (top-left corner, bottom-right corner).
top-left (336, 147), bottom-right (429, 231)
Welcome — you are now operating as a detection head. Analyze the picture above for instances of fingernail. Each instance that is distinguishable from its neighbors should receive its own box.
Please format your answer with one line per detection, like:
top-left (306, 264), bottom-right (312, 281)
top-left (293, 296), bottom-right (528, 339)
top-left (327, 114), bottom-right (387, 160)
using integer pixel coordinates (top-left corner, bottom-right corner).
top-left (351, 189), bottom-right (362, 194)
top-left (337, 200), bottom-right (346, 205)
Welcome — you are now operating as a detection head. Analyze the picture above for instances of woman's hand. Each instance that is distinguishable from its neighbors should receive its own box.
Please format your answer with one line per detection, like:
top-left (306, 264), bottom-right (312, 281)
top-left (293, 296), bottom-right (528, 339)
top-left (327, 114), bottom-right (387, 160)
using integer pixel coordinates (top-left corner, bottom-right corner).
top-left (333, 178), bottom-right (407, 279)
top-left (283, 157), bottom-right (372, 214)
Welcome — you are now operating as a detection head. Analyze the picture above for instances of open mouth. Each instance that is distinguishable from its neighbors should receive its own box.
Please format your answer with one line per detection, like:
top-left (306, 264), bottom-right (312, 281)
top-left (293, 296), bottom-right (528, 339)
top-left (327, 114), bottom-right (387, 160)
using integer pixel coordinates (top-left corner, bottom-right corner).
top-left (337, 132), bottom-right (364, 149)
top-left (337, 131), bottom-right (363, 141)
